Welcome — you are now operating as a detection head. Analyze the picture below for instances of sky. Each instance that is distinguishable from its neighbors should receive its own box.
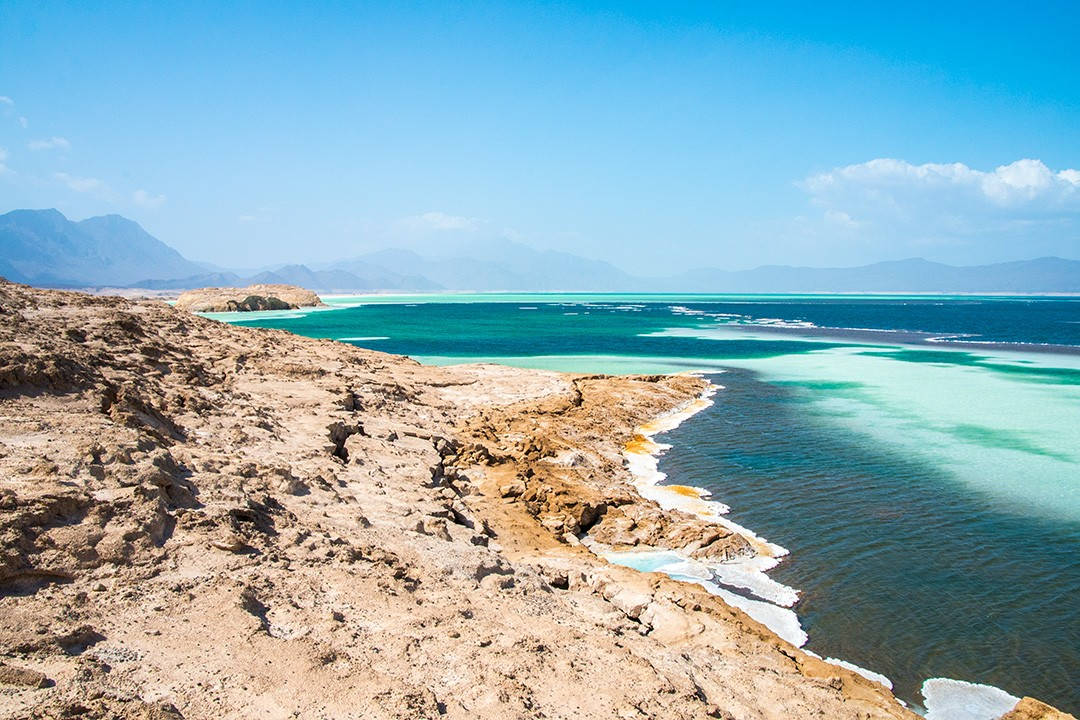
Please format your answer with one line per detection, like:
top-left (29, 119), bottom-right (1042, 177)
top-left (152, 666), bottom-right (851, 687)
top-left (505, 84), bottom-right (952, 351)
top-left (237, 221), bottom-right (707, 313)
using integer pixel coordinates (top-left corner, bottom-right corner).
top-left (1, 1), bottom-right (1079, 275)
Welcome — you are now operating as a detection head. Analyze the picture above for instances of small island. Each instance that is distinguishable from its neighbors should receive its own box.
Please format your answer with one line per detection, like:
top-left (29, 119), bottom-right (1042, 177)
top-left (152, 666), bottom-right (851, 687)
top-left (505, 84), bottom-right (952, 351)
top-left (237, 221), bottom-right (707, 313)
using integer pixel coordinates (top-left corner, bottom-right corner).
top-left (173, 284), bottom-right (325, 312)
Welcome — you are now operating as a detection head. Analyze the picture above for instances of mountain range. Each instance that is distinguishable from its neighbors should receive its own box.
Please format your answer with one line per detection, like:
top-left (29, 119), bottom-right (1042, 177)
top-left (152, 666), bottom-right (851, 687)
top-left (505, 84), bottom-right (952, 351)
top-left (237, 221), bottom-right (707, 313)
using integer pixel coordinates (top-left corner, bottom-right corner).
top-left (0, 209), bottom-right (205, 287)
top-left (2, 208), bottom-right (1079, 293)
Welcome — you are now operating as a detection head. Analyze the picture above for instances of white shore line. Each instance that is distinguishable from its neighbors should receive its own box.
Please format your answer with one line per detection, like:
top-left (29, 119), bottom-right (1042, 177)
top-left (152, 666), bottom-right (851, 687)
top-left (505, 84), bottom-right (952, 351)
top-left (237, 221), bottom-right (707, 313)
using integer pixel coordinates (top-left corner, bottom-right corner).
top-left (819, 655), bottom-right (894, 690)
top-left (921, 678), bottom-right (1021, 720)
top-left (601, 381), bottom-right (807, 647)
top-left (623, 382), bottom-right (790, 559)
top-left (606, 379), bottom-right (1028, 719)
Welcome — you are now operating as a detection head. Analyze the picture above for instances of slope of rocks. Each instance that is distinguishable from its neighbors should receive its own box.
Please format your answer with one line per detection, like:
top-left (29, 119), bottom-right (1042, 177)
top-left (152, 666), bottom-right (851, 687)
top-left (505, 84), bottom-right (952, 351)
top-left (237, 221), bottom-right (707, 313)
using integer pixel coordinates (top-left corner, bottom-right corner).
top-left (0, 280), bottom-right (929, 719)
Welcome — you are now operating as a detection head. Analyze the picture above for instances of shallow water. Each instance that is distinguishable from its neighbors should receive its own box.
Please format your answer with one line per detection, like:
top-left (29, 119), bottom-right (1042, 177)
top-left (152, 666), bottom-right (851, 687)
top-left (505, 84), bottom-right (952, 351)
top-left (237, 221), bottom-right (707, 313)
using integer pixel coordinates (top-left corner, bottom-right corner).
top-left (223, 294), bottom-right (1080, 712)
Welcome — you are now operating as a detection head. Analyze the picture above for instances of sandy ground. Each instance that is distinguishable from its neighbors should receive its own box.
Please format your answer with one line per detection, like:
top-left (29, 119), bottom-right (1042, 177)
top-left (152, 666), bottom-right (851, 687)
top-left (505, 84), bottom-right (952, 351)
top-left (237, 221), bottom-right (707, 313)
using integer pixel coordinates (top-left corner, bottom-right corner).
top-left (0, 281), bottom-right (1067, 719)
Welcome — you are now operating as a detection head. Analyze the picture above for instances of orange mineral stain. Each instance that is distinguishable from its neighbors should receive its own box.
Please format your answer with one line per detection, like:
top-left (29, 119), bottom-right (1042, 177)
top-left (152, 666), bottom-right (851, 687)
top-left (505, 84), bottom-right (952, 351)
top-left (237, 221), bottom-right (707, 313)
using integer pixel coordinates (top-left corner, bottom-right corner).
top-left (624, 434), bottom-right (654, 454)
top-left (665, 485), bottom-right (701, 498)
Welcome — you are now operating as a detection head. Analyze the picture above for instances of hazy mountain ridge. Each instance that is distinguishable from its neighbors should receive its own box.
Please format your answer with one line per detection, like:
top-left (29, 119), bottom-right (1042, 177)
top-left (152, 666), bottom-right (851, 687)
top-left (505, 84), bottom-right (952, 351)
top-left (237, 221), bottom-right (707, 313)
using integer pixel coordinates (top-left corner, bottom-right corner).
top-left (0, 210), bottom-right (443, 292)
top-left (2, 209), bottom-right (1078, 293)
top-left (330, 244), bottom-right (637, 291)
top-left (670, 257), bottom-right (1080, 293)
top-left (0, 209), bottom-right (205, 287)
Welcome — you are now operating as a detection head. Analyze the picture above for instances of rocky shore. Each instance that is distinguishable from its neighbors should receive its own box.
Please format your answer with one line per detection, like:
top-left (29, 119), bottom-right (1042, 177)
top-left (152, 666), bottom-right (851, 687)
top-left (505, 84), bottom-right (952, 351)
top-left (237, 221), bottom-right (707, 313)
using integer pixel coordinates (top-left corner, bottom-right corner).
top-left (0, 281), bottom-right (1068, 719)
top-left (173, 284), bottom-right (324, 312)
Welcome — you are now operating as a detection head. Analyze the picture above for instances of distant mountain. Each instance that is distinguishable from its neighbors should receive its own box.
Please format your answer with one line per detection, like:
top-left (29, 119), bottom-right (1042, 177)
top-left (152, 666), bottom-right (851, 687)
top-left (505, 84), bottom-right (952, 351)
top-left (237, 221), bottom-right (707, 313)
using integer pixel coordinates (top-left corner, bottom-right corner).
top-left (335, 240), bottom-right (637, 291)
top-left (340, 248), bottom-right (530, 291)
top-left (335, 247), bottom-right (1080, 293)
top-left (132, 272), bottom-right (248, 290)
top-left (2, 209), bottom-right (1077, 293)
top-left (132, 264), bottom-right (440, 293)
top-left (669, 257), bottom-right (1080, 293)
top-left (250, 265), bottom-right (371, 292)
top-left (0, 209), bottom-right (440, 292)
top-left (0, 209), bottom-right (206, 286)
top-left (256, 263), bottom-right (440, 292)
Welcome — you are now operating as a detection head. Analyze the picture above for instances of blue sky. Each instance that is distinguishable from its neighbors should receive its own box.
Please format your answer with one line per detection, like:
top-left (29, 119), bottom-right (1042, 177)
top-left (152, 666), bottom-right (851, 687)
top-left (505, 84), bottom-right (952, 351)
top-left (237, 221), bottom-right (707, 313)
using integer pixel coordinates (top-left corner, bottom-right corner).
top-left (1, 1), bottom-right (1078, 274)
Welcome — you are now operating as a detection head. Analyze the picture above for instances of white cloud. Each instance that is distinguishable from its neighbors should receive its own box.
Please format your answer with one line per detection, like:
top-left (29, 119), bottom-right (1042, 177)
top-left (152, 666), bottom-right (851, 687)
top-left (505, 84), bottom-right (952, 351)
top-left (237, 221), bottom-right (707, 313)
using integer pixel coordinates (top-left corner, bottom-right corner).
top-left (18, 116), bottom-right (27, 129)
top-left (0, 96), bottom-right (12, 106)
top-left (794, 158), bottom-right (1080, 262)
top-left (55, 172), bottom-right (105, 193)
top-left (0, 147), bottom-right (10, 175)
top-left (28, 136), bottom-right (71, 151)
top-left (803, 158), bottom-right (1080, 213)
top-left (402, 211), bottom-right (481, 231)
top-left (132, 189), bottom-right (166, 208)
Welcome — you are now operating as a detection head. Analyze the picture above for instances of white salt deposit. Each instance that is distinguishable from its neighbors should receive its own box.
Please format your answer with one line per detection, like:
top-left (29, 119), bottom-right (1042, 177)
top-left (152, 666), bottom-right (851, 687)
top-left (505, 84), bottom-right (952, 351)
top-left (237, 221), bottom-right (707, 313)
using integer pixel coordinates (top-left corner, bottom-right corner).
top-left (604, 387), bottom-right (809, 647)
top-left (921, 678), bottom-right (1020, 720)
top-left (692, 578), bottom-right (808, 648)
top-left (823, 657), bottom-right (894, 690)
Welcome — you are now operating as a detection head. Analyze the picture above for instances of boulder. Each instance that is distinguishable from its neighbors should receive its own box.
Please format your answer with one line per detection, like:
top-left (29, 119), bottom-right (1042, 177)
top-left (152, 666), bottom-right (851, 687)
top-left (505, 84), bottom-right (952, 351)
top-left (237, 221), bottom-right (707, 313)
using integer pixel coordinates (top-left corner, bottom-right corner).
top-left (0, 661), bottom-right (50, 688)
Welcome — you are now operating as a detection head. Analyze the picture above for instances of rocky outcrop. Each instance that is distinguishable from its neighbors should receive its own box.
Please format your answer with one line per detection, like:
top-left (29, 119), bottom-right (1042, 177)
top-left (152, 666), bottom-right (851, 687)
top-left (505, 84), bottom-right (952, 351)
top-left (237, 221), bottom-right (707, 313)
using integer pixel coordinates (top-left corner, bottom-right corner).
top-left (450, 376), bottom-right (754, 561)
top-left (1001, 698), bottom-right (1077, 720)
top-left (173, 283), bottom-right (324, 312)
top-left (0, 279), bottom-right (1065, 719)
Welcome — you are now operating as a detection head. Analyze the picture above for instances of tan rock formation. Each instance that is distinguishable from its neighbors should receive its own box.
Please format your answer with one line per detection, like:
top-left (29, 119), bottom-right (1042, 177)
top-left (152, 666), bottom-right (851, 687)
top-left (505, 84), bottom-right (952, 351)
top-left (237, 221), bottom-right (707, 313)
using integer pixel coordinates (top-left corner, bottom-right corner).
top-left (1001, 698), bottom-right (1077, 720)
top-left (173, 284), bottom-right (324, 312)
top-left (0, 279), bottom-right (1067, 719)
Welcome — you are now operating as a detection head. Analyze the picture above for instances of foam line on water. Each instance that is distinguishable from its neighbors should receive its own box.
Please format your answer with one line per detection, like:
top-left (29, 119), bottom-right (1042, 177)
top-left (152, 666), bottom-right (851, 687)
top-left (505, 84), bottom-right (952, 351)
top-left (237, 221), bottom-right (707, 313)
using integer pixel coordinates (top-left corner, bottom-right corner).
top-left (921, 678), bottom-right (1020, 720)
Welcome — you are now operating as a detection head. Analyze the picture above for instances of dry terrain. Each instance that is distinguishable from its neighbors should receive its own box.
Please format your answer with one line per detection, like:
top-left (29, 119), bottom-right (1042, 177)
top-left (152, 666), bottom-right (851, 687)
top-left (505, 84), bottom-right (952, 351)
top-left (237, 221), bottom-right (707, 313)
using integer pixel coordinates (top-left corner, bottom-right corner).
top-left (0, 281), bottom-right (1067, 719)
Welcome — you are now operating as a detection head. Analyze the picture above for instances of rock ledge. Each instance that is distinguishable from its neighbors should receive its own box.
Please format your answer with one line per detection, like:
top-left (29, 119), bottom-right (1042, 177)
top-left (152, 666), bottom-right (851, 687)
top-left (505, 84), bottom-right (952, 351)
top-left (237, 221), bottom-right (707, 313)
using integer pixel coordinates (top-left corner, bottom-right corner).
top-left (174, 284), bottom-right (323, 312)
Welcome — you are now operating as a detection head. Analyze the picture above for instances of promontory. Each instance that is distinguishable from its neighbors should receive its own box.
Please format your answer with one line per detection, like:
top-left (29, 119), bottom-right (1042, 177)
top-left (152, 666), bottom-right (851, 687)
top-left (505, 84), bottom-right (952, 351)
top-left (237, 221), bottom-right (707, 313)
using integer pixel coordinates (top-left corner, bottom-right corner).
top-left (0, 280), bottom-right (1070, 719)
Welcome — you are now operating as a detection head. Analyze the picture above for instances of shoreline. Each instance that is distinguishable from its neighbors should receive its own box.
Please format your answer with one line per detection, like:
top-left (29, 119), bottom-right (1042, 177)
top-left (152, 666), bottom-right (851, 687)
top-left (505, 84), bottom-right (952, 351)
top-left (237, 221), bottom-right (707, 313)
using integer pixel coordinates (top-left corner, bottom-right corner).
top-left (605, 383), bottom-right (840, 659)
top-left (613, 380), bottom-right (1049, 719)
top-left (197, 290), bottom-right (1078, 717)
top-left (0, 280), bottom-right (1070, 719)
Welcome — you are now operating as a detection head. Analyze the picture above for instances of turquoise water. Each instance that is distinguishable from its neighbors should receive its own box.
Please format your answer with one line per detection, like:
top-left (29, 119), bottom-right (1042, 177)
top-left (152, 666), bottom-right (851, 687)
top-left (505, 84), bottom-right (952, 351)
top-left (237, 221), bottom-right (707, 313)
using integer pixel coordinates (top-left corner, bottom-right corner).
top-left (220, 294), bottom-right (1080, 711)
